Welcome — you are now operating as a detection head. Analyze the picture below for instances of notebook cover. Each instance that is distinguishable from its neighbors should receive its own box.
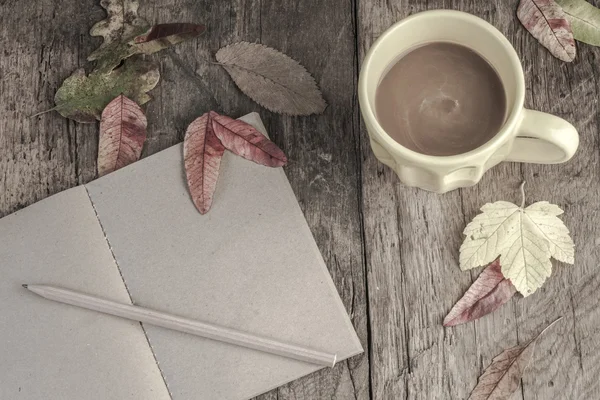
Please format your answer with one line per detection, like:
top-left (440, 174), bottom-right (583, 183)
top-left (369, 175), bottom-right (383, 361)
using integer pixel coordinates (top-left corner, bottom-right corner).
top-left (85, 113), bottom-right (363, 399)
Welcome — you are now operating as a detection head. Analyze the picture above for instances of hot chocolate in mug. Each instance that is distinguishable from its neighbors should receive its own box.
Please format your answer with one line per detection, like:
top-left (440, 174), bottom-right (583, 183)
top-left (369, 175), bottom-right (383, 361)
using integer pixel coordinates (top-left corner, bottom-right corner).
top-left (358, 10), bottom-right (579, 193)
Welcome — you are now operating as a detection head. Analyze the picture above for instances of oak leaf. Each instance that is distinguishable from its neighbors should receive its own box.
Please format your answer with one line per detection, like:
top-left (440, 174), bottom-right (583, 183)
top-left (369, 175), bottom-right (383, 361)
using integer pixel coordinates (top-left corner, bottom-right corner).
top-left (555, 0), bottom-right (600, 46)
top-left (517, 0), bottom-right (576, 62)
top-left (98, 95), bottom-right (147, 177)
top-left (216, 42), bottom-right (327, 116)
top-left (88, 1), bottom-right (205, 72)
top-left (460, 183), bottom-right (574, 297)
top-left (468, 318), bottom-right (562, 400)
top-left (54, 57), bottom-right (159, 123)
top-left (88, 0), bottom-right (149, 73)
top-left (210, 111), bottom-right (287, 167)
top-left (184, 112), bottom-right (226, 214)
top-left (444, 259), bottom-right (516, 327)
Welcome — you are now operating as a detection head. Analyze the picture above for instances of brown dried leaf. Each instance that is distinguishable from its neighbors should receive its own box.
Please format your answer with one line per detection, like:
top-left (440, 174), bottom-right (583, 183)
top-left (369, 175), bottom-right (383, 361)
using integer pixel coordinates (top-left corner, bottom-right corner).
top-left (210, 111), bottom-right (287, 167)
top-left (215, 42), bottom-right (326, 116)
top-left (517, 0), bottom-right (576, 62)
top-left (88, 1), bottom-right (205, 73)
top-left (468, 318), bottom-right (562, 400)
top-left (98, 95), bottom-right (147, 176)
top-left (444, 259), bottom-right (517, 327)
top-left (88, 0), bottom-right (149, 72)
top-left (184, 112), bottom-right (226, 214)
top-left (133, 23), bottom-right (206, 54)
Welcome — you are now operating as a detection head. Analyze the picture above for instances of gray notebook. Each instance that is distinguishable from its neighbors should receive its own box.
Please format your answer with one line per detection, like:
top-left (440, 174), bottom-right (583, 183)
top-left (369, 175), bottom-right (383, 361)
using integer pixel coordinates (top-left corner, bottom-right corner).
top-left (0, 113), bottom-right (362, 400)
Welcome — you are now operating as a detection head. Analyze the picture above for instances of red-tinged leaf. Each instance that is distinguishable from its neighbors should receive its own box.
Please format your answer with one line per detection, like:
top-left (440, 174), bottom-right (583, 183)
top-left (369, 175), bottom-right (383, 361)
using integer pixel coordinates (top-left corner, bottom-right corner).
top-left (210, 111), bottom-right (287, 167)
top-left (184, 112), bottom-right (225, 214)
top-left (468, 318), bottom-right (562, 400)
top-left (133, 23), bottom-right (206, 54)
top-left (517, 0), bottom-right (576, 62)
top-left (98, 94), bottom-right (147, 177)
top-left (444, 259), bottom-right (517, 327)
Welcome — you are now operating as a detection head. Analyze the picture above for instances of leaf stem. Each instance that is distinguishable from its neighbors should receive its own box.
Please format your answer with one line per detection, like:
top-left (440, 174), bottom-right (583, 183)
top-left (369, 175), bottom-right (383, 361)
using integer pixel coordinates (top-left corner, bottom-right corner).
top-left (519, 180), bottom-right (526, 209)
top-left (527, 316), bottom-right (563, 346)
top-left (539, 316), bottom-right (563, 337)
top-left (29, 107), bottom-right (57, 118)
top-left (192, 55), bottom-right (223, 66)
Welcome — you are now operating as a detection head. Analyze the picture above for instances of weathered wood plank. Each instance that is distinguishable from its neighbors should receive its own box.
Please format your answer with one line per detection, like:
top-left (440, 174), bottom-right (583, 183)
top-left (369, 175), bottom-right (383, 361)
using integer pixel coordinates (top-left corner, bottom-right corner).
top-left (357, 2), bottom-right (486, 398)
top-left (357, 0), bottom-right (600, 399)
top-left (247, 0), bottom-right (369, 397)
top-left (0, 0), bottom-right (368, 399)
top-left (0, 0), bottom-right (103, 218)
top-left (513, 0), bottom-right (600, 395)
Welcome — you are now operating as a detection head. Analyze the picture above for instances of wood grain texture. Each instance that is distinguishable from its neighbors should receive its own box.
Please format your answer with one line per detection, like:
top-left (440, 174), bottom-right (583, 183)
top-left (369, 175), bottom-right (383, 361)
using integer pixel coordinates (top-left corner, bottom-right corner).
top-left (0, 0), bottom-right (103, 217)
top-left (1, 0), bottom-right (599, 398)
top-left (357, 1), bottom-right (600, 399)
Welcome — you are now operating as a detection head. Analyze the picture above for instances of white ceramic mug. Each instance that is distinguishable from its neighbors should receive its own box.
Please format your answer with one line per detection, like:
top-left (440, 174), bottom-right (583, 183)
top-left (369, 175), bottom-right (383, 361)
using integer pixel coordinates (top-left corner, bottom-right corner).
top-left (358, 10), bottom-right (579, 193)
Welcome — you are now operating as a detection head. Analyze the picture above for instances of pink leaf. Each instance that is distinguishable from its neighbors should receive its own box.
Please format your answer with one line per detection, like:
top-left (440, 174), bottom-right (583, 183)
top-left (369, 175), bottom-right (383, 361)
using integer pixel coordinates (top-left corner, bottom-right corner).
top-left (210, 111), bottom-right (287, 167)
top-left (517, 0), bottom-right (576, 62)
top-left (184, 112), bottom-right (226, 214)
top-left (98, 94), bottom-right (147, 177)
top-left (444, 259), bottom-right (517, 327)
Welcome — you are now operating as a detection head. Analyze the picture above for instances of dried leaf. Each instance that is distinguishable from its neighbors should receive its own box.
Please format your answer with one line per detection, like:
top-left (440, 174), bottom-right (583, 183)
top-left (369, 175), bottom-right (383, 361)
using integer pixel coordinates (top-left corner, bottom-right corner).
top-left (88, 1), bottom-right (205, 72)
top-left (468, 318), bottom-right (562, 400)
top-left (88, 0), bottom-right (149, 72)
top-left (555, 0), bottom-right (600, 46)
top-left (54, 57), bottom-right (159, 123)
top-left (444, 259), bottom-right (517, 327)
top-left (133, 23), bottom-right (206, 54)
top-left (517, 0), bottom-right (577, 62)
top-left (184, 112), bottom-right (226, 214)
top-left (460, 183), bottom-right (574, 297)
top-left (216, 42), bottom-right (327, 116)
top-left (523, 201), bottom-right (575, 263)
top-left (210, 111), bottom-right (287, 167)
top-left (98, 95), bottom-right (147, 176)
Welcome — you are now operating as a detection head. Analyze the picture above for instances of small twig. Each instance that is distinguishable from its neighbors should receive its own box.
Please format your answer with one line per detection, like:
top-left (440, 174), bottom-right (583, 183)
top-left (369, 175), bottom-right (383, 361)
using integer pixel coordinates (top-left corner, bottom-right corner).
top-left (519, 180), bottom-right (526, 209)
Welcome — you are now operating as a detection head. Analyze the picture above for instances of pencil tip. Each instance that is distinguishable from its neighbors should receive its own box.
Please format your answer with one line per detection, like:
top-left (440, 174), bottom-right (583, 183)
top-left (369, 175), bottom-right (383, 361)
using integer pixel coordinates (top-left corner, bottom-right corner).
top-left (22, 284), bottom-right (28, 289)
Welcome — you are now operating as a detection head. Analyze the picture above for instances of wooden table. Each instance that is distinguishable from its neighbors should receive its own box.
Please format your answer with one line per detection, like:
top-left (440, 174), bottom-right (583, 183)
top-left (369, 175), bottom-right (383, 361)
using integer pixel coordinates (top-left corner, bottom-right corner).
top-left (1, 1), bottom-right (598, 399)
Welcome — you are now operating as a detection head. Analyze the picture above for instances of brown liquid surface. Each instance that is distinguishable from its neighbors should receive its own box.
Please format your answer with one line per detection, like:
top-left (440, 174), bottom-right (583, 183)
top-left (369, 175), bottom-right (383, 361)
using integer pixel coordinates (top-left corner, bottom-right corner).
top-left (375, 42), bottom-right (506, 156)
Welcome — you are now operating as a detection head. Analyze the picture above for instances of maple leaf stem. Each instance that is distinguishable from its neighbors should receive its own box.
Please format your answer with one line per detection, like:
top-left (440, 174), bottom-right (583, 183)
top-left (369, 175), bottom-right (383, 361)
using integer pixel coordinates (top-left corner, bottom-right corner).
top-left (519, 180), bottom-right (527, 209)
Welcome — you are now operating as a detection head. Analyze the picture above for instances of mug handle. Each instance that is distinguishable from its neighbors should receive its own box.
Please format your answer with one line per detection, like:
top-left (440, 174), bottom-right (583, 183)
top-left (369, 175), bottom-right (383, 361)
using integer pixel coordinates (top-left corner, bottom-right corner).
top-left (505, 109), bottom-right (579, 164)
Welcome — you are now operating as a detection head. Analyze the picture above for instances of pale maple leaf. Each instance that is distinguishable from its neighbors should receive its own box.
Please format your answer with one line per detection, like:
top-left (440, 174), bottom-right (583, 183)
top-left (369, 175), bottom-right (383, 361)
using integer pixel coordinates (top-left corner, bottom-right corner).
top-left (460, 183), bottom-right (574, 296)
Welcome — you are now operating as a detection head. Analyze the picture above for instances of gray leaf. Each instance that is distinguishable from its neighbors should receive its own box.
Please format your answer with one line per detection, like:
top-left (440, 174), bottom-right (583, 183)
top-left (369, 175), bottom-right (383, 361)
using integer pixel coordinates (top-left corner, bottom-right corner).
top-left (468, 318), bottom-right (562, 400)
top-left (216, 42), bottom-right (327, 116)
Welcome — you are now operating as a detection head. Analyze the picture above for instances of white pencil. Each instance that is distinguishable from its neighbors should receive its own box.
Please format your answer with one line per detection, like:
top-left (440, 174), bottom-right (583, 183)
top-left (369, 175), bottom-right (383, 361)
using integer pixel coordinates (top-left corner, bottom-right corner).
top-left (23, 284), bottom-right (337, 367)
